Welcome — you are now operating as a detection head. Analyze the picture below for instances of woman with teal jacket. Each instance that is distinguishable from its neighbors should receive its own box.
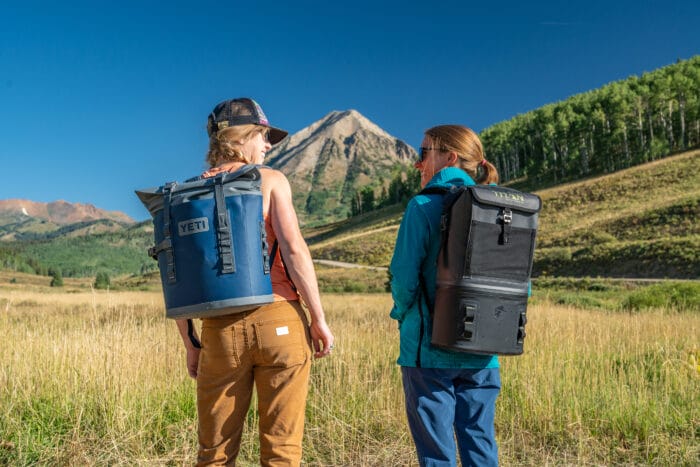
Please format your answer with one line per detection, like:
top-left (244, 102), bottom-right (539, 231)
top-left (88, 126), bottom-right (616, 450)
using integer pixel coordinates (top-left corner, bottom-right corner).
top-left (390, 125), bottom-right (501, 467)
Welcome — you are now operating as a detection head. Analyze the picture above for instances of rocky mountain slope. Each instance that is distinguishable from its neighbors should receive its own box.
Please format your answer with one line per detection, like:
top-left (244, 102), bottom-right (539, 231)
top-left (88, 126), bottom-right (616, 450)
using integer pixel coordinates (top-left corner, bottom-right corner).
top-left (0, 199), bottom-right (134, 226)
top-left (0, 199), bottom-right (135, 241)
top-left (266, 109), bottom-right (416, 224)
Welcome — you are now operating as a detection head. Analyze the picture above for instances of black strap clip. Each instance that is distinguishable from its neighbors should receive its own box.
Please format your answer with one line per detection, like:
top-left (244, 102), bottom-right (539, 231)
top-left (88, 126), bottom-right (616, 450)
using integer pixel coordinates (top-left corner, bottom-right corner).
top-left (500, 207), bottom-right (512, 244)
top-left (148, 238), bottom-right (172, 259)
top-left (214, 174), bottom-right (236, 274)
top-left (160, 183), bottom-right (177, 284)
top-left (187, 319), bottom-right (201, 349)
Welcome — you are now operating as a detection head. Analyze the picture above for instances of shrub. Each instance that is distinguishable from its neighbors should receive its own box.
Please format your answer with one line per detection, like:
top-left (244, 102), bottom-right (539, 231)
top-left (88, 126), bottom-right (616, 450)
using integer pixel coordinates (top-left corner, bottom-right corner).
top-left (49, 269), bottom-right (64, 287)
top-left (554, 293), bottom-right (606, 310)
top-left (533, 247), bottom-right (571, 276)
top-left (343, 281), bottom-right (368, 293)
top-left (538, 247), bottom-right (572, 262)
top-left (94, 272), bottom-right (110, 290)
top-left (621, 281), bottom-right (700, 312)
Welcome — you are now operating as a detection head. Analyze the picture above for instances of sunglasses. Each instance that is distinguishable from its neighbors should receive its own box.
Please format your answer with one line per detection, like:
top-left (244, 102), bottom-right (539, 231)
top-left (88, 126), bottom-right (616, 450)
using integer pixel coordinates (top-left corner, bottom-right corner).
top-left (418, 146), bottom-right (447, 162)
top-left (260, 128), bottom-right (271, 142)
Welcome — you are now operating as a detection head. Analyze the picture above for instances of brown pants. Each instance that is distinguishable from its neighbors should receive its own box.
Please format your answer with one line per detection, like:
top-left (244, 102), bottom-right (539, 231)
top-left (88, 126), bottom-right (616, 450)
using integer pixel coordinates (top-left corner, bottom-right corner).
top-left (196, 301), bottom-right (312, 466)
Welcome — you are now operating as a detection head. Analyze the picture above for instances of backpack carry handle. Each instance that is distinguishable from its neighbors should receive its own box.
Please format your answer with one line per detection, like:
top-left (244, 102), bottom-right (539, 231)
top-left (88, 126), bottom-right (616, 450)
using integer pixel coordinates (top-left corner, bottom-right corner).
top-left (469, 185), bottom-right (541, 213)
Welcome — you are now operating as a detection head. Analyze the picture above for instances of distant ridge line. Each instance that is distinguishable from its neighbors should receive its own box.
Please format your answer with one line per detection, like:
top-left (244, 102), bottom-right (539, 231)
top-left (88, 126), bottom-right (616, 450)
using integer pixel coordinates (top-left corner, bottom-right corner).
top-left (0, 198), bottom-right (134, 225)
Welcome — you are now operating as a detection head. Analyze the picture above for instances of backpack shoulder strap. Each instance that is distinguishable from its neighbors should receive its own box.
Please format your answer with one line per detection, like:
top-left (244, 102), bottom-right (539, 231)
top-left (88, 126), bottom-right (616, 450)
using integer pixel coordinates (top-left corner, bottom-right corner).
top-left (419, 185), bottom-right (467, 262)
top-left (269, 240), bottom-right (297, 292)
top-left (419, 186), bottom-right (465, 214)
top-left (415, 186), bottom-right (453, 322)
top-left (418, 186), bottom-right (450, 196)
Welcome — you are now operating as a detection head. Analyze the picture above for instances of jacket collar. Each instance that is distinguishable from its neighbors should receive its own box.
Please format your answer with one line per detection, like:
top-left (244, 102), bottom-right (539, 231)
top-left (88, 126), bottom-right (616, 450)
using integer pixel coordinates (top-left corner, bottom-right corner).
top-left (424, 166), bottom-right (476, 189)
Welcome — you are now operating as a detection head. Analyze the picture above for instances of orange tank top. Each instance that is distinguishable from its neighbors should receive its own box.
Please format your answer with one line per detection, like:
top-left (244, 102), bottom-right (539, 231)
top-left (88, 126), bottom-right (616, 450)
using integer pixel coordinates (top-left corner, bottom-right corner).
top-left (265, 216), bottom-right (299, 301)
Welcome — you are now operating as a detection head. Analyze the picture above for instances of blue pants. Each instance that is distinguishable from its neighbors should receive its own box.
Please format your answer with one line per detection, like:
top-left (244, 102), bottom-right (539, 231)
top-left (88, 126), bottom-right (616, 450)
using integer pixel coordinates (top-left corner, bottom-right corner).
top-left (401, 367), bottom-right (501, 467)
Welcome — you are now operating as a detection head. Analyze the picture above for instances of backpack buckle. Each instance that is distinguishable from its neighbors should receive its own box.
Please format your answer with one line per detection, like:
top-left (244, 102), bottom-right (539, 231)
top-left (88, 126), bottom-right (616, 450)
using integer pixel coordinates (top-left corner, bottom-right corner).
top-left (503, 209), bottom-right (512, 224)
top-left (501, 208), bottom-right (513, 244)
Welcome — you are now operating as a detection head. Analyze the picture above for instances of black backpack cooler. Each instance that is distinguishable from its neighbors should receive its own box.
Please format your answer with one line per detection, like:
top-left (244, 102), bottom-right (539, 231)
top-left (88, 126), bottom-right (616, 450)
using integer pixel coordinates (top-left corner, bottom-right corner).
top-left (422, 185), bottom-right (542, 355)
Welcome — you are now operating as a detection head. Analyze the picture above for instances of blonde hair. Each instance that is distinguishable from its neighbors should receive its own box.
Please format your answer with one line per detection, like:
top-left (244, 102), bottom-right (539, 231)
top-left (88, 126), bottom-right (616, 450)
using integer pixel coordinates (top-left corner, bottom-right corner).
top-left (205, 124), bottom-right (263, 168)
top-left (425, 125), bottom-right (499, 184)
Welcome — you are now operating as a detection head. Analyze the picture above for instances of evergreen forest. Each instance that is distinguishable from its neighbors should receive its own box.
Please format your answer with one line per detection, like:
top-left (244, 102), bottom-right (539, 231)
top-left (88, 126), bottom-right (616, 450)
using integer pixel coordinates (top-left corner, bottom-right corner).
top-left (481, 56), bottom-right (700, 187)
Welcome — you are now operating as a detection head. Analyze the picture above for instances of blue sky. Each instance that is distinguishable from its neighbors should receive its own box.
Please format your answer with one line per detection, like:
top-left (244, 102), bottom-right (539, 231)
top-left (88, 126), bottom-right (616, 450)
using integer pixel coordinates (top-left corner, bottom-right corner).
top-left (1, 1), bottom-right (698, 221)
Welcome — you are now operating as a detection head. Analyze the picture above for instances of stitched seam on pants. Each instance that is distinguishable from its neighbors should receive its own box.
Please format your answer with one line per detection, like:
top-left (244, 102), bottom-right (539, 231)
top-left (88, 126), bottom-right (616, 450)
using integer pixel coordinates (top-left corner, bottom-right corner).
top-left (230, 326), bottom-right (241, 366)
top-left (243, 316), bottom-right (251, 357)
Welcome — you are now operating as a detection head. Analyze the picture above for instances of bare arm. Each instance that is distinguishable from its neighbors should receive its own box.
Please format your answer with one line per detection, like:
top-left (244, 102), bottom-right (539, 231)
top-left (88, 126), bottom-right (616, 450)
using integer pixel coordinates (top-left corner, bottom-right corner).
top-left (175, 318), bottom-right (201, 378)
top-left (268, 171), bottom-right (334, 358)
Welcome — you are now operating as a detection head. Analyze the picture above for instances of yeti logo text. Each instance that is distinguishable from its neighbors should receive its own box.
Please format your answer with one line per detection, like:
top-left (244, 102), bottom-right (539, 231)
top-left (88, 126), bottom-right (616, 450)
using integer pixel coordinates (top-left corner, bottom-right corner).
top-left (494, 191), bottom-right (525, 203)
top-left (178, 217), bottom-right (209, 236)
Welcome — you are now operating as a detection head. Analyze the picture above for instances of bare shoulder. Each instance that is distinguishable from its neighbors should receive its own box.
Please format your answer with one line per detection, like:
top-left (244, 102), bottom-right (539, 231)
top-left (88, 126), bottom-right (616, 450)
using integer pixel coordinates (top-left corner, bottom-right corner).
top-left (259, 167), bottom-right (291, 193)
top-left (259, 166), bottom-right (287, 181)
top-left (260, 166), bottom-right (300, 234)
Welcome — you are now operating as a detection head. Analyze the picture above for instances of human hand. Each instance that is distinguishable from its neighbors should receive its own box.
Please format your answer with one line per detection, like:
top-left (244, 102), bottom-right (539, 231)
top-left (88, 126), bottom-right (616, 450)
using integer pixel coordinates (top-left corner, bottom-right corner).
top-left (186, 346), bottom-right (201, 379)
top-left (309, 319), bottom-right (334, 359)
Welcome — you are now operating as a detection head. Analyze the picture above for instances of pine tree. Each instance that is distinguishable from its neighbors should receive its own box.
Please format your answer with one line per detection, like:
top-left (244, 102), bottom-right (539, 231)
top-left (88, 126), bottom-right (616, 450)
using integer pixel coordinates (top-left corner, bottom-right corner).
top-left (49, 268), bottom-right (64, 287)
top-left (94, 272), bottom-right (110, 290)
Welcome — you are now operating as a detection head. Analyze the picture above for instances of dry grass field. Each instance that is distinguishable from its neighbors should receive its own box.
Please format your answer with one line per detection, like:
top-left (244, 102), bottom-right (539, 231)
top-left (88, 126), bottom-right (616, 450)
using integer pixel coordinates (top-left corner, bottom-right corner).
top-left (0, 278), bottom-right (698, 466)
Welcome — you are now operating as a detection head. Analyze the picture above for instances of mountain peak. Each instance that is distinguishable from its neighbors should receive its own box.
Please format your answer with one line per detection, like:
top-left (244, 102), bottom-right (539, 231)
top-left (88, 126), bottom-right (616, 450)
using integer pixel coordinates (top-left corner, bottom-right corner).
top-left (265, 109), bottom-right (417, 224)
top-left (304, 109), bottom-right (392, 141)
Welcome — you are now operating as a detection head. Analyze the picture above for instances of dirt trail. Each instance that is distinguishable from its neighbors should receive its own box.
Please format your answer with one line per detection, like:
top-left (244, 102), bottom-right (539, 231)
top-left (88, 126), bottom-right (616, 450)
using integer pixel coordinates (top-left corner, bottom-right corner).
top-left (313, 259), bottom-right (388, 271)
top-left (308, 224), bottom-right (399, 250)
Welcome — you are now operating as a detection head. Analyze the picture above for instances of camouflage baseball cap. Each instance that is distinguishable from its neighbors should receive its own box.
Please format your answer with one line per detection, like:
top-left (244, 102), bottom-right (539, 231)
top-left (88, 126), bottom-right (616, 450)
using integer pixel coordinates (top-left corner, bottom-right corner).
top-left (206, 98), bottom-right (288, 144)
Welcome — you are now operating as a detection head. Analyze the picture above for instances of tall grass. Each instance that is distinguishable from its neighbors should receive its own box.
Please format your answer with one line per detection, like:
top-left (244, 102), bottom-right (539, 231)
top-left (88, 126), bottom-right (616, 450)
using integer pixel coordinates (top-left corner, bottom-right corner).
top-left (0, 287), bottom-right (697, 465)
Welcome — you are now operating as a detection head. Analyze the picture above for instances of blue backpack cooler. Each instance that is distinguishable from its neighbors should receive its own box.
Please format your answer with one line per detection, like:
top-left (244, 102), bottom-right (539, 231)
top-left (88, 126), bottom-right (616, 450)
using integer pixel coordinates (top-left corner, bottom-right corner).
top-left (136, 165), bottom-right (274, 319)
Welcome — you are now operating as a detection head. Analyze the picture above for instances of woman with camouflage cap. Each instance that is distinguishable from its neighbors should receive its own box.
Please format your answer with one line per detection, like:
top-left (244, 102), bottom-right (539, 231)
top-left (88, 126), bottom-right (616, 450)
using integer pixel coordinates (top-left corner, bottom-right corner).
top-left (176, 98), bottom-right (334, 466)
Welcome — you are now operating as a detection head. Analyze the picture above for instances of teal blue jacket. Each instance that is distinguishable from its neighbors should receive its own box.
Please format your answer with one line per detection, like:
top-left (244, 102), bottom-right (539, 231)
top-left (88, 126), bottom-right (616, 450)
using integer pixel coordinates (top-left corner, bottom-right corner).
top-left (390, 167), bottom-right (499, 369)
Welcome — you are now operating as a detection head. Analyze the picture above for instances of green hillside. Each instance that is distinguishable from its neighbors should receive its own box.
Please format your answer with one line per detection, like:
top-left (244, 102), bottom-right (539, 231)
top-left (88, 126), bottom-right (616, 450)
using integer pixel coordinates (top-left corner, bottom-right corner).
top-left (0, 222), bottom-right (155, 278)
top-left (0, 218), bottom-right (129, 242)
top-left (1, 150), bottom-right (697, 281)
top-left (0, 217), bottom-right (61, 240)
top-left (309, 149), bottom-right (700, 279)
top-left (534, 150), bottom-right (699, 278)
